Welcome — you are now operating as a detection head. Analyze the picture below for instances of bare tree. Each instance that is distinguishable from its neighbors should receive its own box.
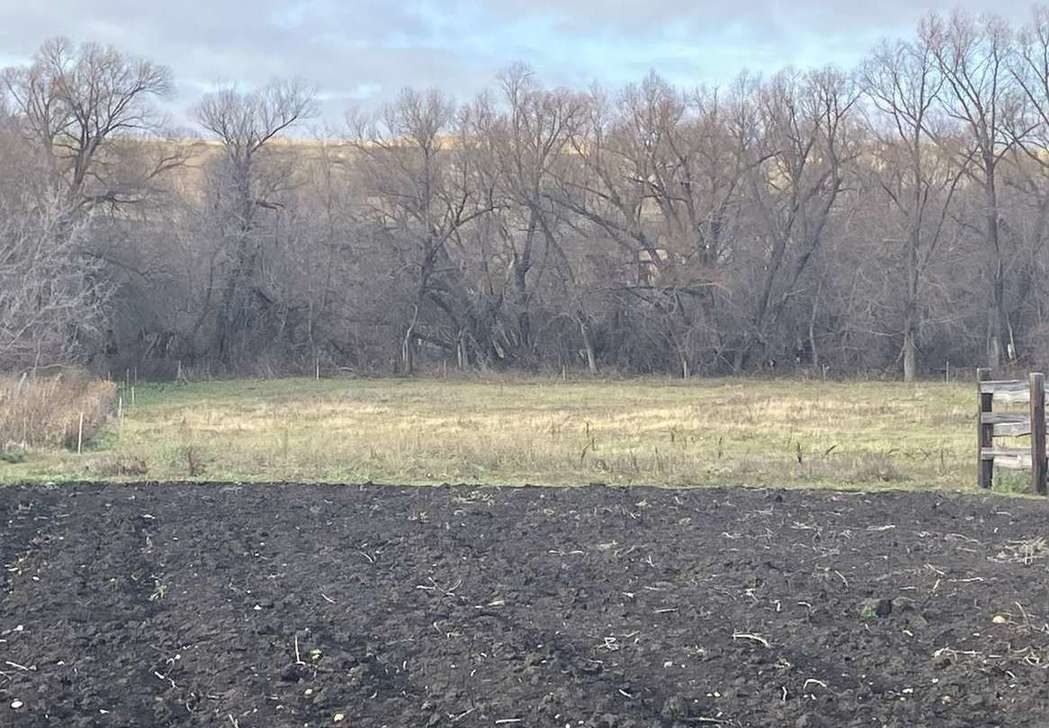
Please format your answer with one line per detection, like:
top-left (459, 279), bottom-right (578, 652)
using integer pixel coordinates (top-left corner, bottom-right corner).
top-left (0, 39), bottom-right (182, 372)
top-left (924, 11), bottom-right (1021, 368)
top-left (861, 38), bottom-right (967, 380)
top-left (998, 7), bottom-right (1049, 362)
top-left (8, 14), bottom-right (1049, 379)
top-left (547, 73), bottom-right (760, 375)
top-left (1, 37), bottom-right (177, 212)
top-left (736, 68), bottom-right (860, 370)
top-left (0, 191), bottom-right (110, 369)
top-left (193, 79), bottom-right (317, 361)
top-left (469, 65), bottom-right (588, 364)
top-left (350, 89), bottom-right (493, 372)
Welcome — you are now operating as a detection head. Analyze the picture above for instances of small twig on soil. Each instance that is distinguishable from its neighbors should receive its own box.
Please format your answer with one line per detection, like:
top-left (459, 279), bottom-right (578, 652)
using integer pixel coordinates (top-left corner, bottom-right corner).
top-left (945, 533), bottom-right (982, 544)
top-left (321, 593), bottom-right (336, 604)
top-left (933, 646), bottom-right (983, 659)
top-left (804, 678), bottom-right (828, 690)
top-left (294, 635), bottom-right (305, 665)
top-left (358, 550), bottom-right (375, 563)
top-left (1016, 601), bottom-right (1031, 625)
top-left (494, 720), bottom-right (522, 725)
top-left (993, 538), bottom-right (1048, 565)
top-left (449, 707), bottom-right (475, 723)
top-left (4, 661), bottom-right (31, 671)
top-left (228, 715), bottom-right (240, 728)
top-left (154, 671), bottom-right (177, 689)
top-left (732, 632), bottom-right (770, 648)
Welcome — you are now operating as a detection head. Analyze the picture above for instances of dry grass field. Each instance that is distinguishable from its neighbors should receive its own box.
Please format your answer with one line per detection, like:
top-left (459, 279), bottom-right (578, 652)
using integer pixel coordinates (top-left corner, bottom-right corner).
top-left (0, 375), bottom-right (1014, 491)
top-left (0, 373), bottom-right (116, 454)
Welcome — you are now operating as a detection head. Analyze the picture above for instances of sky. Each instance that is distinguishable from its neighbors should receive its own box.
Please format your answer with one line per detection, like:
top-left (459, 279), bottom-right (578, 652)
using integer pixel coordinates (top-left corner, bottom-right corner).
top-left (0, 0), bottom-right (1043, 127)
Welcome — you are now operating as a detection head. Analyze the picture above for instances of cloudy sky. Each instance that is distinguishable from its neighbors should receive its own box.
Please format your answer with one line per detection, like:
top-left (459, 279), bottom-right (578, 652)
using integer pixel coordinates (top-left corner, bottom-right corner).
top-left (0, 1), bottom-right (1041, 125)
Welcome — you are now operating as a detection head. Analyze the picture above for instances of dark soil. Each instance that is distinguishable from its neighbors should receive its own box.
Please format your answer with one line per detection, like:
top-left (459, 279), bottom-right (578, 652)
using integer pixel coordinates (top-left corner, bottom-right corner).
top-left (2, 483), bottom-right (1049, 728)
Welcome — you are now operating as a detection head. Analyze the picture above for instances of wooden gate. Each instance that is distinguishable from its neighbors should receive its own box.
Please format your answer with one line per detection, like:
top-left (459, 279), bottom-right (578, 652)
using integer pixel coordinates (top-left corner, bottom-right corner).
top-left (977, 368), bottom-right (1048, 494)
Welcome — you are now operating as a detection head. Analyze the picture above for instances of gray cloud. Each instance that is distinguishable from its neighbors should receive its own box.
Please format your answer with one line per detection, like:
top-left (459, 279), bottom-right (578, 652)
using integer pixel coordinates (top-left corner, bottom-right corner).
top-left (0, 0), bottom-right (1042, 126)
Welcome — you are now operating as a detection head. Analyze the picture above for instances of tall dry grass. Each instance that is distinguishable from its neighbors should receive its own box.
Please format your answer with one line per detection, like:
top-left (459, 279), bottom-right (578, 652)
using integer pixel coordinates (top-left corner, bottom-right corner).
top-left (0, 370), bottom-right (116, 451)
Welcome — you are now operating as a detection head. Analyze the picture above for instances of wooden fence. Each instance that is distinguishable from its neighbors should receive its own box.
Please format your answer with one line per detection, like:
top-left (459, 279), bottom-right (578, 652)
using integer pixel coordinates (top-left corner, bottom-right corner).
top-left (977, 368), bottom-right (1048, 494)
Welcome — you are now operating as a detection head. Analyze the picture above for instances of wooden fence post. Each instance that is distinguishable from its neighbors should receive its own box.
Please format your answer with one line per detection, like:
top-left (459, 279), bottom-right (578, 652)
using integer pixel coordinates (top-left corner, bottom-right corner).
top-left (977, 368), bottom-right (994, 489)
top-left (1031, 372), bottom-right (1047, 495)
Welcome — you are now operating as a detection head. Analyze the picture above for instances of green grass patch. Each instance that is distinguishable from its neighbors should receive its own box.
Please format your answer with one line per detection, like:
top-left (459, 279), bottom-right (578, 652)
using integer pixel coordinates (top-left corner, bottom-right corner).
top-left (0, 375), bottom-right (1021, 492)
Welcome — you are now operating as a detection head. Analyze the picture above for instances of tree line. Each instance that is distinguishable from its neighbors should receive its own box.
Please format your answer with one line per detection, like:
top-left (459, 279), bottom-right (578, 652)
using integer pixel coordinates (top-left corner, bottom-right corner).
top-left (5, 9), bottom-right (1049, 380)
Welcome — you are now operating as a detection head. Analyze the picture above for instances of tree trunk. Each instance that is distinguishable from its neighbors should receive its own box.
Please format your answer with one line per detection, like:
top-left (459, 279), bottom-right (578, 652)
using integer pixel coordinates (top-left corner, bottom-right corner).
top-left (578, 316), bottom-right (597, 374)
top-left (402, 305), bottom-right (419, 375)
top-left (901, 273), bottom-right (918, 382)
top-left (808, 281), bottom-right (822, 372)
top-left (903, 209), bottom-right (920, 383)
top-left (513, 213), bottom-right (536, 355)
top-left (985, 174), bottom-right (1005, 370)
top-left (732, 345), bottom-right (746, 374)
top-left (902, 323), bottom-right (917, 383)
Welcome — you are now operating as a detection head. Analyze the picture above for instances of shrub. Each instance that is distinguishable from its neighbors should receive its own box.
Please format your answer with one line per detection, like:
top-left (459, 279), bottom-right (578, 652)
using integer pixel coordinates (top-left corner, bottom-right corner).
top-left (91, 455), bottom-right (149, 477)
top-left (849, 452), bottom-right (908, 483)
top-left (0, 448), bottom-right (26, 463)
top-left (0, 370), bottom-right (117, 451)
top-left (175, 444), bottom-right (208, 477)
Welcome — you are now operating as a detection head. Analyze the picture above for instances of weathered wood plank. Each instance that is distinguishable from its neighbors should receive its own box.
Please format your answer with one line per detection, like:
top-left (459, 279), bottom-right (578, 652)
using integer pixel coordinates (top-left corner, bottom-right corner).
top-left (981, 411), bottom-right (1049, 436)
top-left (977, 379), bottom-right (1049, 404)
top-left (981, 412), bottom-right (1030, 424)
top-left (994, 390), bottom-right (1037, 404)
top-left (993, 420), bottom-right (1033, 437)
top-left (980, 447), bottom-right (1032, 469)
top-left (979, 379), bottom-right (1028, 395)
top-left (980, 447), bottom-right (1030, 458)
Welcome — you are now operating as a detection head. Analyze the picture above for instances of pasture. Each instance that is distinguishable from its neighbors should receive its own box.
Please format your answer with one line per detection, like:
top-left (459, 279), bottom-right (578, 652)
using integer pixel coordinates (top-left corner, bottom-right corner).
top-left (0, 376), bottom-right (991, 491)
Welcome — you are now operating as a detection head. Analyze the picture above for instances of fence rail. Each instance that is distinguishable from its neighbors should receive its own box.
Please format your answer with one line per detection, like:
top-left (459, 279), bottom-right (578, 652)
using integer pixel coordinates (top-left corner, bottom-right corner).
top-left (977, 368), bottom-right (1048, 494)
